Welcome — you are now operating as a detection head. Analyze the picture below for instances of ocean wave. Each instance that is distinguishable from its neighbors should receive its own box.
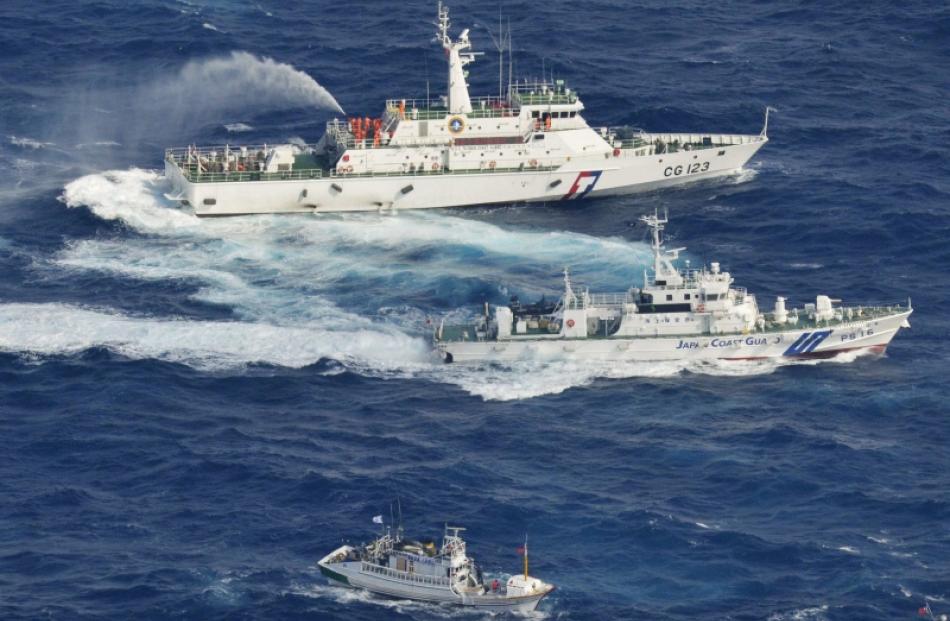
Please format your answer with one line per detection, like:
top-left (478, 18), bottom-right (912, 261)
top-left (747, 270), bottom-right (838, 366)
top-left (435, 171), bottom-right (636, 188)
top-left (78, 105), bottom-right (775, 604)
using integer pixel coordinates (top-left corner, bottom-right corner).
top-left (224, 123), bottom-right (253, 132)
top-left (9, 135), bottom-right (55, 149)
top-left (0, 303), bottom-right (429, 373)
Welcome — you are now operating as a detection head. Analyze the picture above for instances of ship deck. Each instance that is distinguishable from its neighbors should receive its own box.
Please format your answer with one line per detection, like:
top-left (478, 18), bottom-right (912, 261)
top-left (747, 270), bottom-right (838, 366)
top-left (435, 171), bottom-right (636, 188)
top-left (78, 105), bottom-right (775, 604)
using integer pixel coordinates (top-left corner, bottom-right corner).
top-left (437, 304), bottom-right (909, 343)
top-left (165, 146), bottom-right (559, 184)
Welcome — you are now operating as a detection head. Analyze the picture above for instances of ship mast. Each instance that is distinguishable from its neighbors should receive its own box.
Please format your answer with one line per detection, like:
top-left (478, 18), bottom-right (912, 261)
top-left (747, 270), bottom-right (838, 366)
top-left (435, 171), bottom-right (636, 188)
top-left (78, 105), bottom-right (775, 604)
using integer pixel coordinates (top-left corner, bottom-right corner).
top-left (437, 2), bottom-right (478, 114)
top-left (641, 210), bottom-right (686, 286)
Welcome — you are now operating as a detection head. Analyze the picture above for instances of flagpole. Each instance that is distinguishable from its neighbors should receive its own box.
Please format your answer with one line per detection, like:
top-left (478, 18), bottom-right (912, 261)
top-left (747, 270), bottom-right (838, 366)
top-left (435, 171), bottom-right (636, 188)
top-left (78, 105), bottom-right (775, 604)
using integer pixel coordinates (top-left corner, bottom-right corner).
top-left (523, 533), bottom-right (528, 579)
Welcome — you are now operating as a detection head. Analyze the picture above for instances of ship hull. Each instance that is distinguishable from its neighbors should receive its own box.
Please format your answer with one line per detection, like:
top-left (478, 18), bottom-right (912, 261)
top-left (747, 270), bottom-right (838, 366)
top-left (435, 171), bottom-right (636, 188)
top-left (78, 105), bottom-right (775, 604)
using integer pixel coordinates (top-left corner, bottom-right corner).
top-left (318, 557), bottom-right (551, 613)
top-left (438, 311), bottom-right (911, 364)
top-left (166, 136), bottom-right (764, 216)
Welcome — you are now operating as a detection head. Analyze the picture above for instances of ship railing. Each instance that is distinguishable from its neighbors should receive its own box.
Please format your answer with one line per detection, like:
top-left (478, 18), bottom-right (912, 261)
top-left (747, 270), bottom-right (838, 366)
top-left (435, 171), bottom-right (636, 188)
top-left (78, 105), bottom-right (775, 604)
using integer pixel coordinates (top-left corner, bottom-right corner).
top-left (607, 132), bottom-right (765, 157)
top-left (361, 561), bottom-right (450, 586)
top-left (637, 132), bottom-right (766, 152)
top-left (329, 163), bottom-right (560, 178)
top-left (387, 105), bottom-right (520, 121)
top-left (644, 271), bottom-right (704, 289)
top-left (171, 162), bottom-right (560, 184)
top-left (588, 292), bottom-right (634, 307)
top-left (165, 144), bottom-right (317, 161)
top-left (165, 144), bottom-right (327, 181)
top-left (512, 91), bottom-right (579, 106)
top-left (173, 167), bottom-right (325, 183)
top-left (336, 135), bottom-right (451, 149)
top-left (509, 81), bottom-right (580, 106)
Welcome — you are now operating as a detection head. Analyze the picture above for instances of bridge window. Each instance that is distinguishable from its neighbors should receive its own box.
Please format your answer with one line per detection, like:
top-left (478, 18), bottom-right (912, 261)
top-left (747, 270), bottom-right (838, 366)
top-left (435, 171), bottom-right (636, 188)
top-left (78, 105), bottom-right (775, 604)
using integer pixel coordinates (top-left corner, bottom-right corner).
top-left (666, 294), bottom-right (673, 301)
top-left (684, 293), bottom-right (691, 300)
top-left (531, 111), bottom-right (540, 118)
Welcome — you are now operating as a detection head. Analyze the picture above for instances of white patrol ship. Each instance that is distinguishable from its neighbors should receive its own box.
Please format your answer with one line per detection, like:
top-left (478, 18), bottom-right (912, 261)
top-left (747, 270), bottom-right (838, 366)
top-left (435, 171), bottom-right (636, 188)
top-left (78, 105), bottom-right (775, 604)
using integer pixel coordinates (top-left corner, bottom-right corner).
top-left (164, 3), bottom-right (768, 216)
top-left (318, 523), bottom-right (554, 613)
top-left (434, 212), bottom-right (912, 363)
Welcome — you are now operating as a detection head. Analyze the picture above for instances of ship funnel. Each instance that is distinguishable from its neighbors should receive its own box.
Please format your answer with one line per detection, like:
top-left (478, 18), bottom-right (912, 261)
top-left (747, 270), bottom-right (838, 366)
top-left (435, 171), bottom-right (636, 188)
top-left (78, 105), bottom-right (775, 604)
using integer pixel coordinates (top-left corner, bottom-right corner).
top-left (773, 296), bottom-right (788, 324)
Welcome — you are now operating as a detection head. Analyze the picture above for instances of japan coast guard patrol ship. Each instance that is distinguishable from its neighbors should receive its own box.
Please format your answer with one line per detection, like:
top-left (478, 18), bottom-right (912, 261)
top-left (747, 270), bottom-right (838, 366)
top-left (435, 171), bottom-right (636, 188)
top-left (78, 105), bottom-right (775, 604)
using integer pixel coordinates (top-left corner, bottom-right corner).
top-left (435, 212), bottom-right (912, 363)
top-left (164, 3), bottom-right (768, 216)
top-left (318, 522), bottom-right (554, 613)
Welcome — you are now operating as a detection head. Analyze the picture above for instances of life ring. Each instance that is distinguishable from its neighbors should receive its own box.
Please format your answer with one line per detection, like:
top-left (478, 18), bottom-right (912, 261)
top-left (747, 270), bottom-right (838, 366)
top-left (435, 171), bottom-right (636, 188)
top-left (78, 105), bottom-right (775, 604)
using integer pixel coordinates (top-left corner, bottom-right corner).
top-left (431, 162), bottom-right (441, 171)
top-left (566, 319), bottom-right (575, 328)
top-left (529, 159), bottom-right (539, 168)
top-left (488, 160), bottom-right (497, 169)
top-left (613, 148), bottom-right (621, 157)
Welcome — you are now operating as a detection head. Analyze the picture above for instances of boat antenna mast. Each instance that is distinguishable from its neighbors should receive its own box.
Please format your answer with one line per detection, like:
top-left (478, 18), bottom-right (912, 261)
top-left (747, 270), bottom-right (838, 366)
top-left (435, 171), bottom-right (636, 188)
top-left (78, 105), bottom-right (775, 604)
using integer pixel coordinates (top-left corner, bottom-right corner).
top-left (436, 2), bottom-right (480, 114)
top-left (562, 267), bottom-right (578, 309)
top-left (396, 497), bottom-right (403, 540)
top-left (482, 6), bottom-right (511, 101)
top-left (640, 209), bottom-right (686, 285)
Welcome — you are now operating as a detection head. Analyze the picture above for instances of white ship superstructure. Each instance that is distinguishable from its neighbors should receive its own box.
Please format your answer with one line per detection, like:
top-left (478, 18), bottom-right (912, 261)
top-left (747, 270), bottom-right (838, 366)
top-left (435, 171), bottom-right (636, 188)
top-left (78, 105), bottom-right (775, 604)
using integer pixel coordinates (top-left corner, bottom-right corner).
top-left (164, 3), bottom-right (768, 216)
top-left (318, 524), bottom-right (554, 613)
top-left (435, 212), bottom-right (912, 363)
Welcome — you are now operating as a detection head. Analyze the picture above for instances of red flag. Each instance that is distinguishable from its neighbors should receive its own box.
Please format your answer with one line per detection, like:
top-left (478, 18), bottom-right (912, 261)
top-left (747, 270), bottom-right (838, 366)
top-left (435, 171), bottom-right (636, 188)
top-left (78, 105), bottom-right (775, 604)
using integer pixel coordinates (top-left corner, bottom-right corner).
top-left (919, 606), bottom-right (929, 617)
top-left (516, 546), bottom-right (526, 555)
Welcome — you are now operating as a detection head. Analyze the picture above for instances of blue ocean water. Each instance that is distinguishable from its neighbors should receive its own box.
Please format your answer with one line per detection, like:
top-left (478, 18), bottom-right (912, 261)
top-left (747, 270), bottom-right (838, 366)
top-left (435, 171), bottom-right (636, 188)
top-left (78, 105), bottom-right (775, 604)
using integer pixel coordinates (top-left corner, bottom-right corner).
top-left (1, 0), bottom-right (949, 619)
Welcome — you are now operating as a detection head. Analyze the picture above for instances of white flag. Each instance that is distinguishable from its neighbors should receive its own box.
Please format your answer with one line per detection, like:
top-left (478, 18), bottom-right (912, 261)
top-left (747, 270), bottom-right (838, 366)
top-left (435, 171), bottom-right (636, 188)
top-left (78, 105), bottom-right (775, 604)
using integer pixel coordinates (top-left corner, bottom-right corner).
top-left (372, 515), bottom-right (384, 524)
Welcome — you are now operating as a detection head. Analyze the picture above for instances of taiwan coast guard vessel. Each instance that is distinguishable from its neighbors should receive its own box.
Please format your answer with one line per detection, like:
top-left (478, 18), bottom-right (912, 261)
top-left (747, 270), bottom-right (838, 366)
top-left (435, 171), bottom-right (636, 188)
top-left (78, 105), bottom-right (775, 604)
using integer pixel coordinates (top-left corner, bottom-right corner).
top-left (435, 212), bottom-right (912, 363)
top-left (318, 523), bottom-right (554, 613)
top-left (164, 3), bottom-right (768, 216)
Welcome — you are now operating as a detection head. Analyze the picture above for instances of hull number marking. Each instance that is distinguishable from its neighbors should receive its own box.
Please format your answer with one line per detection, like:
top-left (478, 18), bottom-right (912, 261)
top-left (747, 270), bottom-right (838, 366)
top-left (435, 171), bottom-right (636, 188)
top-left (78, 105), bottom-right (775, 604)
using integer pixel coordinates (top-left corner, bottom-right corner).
top-left (664, 162), bottom-right (709, 177)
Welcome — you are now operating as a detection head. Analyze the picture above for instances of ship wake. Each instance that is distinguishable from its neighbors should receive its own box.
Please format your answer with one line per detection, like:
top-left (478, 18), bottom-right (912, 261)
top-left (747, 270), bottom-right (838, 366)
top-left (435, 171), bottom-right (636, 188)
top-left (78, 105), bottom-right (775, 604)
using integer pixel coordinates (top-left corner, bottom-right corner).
top-left (0, 168), bottom-right (877, 400)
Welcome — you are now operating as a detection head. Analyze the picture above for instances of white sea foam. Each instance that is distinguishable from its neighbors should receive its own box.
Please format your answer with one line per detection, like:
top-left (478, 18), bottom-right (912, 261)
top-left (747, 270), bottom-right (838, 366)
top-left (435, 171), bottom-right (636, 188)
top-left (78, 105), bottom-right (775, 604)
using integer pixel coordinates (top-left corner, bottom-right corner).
top-left (729, 167), bottom-right (759, 185)
top-left (9, 135), bottom-right (54, 149)
top-left (40, 168), bottom-right (880, 400)
top-left (75, 141), bottom-right (121, 149)
top-left (60, 168), bottom-right (199, 231)
top-left (290, 581), bottom-right (548, 618)
top-left (767, 605), bottom-right (829, 621)
top-left (0, 303), bottom-right (429, 373)
top-left (224, 123), bottom-right (253, 133)
top-left (202, 22), bottom-right (220, 32)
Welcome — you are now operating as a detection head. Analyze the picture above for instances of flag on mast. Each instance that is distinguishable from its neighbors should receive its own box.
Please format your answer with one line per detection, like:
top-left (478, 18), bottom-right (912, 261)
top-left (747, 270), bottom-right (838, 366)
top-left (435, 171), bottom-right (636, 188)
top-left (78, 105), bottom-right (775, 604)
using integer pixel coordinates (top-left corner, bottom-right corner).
top-left (518, 534), bottom-right (528, 578)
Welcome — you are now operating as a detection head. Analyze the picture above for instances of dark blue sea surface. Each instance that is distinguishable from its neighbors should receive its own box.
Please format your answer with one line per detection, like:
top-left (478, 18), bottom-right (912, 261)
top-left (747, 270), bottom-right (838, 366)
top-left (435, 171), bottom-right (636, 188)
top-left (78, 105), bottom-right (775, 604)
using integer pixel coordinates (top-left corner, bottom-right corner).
top-left (1, 1), bottom-right (948, 619)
